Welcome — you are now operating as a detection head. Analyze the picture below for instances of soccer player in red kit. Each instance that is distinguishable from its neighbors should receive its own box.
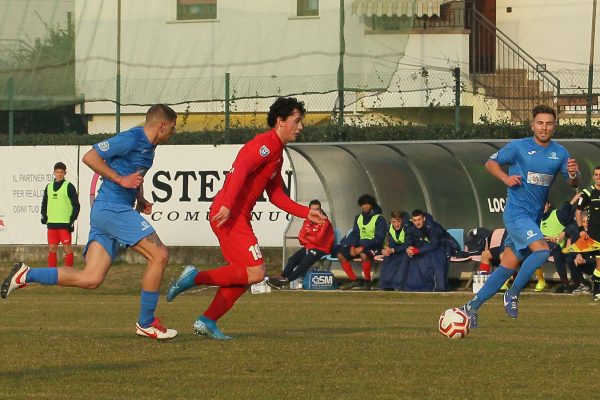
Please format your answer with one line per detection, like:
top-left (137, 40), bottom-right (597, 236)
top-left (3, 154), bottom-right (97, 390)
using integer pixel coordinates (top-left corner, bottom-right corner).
top-left (167, 97), bottom-right (327, 339)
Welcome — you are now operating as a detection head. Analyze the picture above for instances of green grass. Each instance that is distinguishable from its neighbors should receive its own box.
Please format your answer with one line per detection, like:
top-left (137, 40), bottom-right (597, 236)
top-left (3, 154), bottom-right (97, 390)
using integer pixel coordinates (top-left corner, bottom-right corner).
top-left (1, 262), bottom-right (599, 399)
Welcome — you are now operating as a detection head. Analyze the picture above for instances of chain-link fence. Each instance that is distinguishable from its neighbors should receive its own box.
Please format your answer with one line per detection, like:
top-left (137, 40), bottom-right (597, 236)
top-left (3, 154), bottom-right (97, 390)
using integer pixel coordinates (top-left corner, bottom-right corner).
top-left (2, 1), bottom-right (600, 137)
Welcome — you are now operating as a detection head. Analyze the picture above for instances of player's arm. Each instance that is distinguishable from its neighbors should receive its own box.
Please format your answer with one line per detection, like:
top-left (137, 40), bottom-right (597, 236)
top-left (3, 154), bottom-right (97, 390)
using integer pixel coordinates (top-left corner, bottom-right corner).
top-left (564, 157), bottom-right (580, 188)
top-left (265, 175), bottom-right (311, 219)
top-left (82, 148), bottom-right (142, 189)
top-left (67, 182), bottom-right (81, 222)
top-left (485, 159), bottom-right (521, 187)
top-left (40, 186), bottom-right (48, 225)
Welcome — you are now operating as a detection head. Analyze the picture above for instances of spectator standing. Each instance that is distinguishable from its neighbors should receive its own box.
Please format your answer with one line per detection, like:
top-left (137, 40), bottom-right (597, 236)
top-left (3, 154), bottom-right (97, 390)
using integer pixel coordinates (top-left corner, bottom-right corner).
top-left (41, 162), bottom-right (80, 268)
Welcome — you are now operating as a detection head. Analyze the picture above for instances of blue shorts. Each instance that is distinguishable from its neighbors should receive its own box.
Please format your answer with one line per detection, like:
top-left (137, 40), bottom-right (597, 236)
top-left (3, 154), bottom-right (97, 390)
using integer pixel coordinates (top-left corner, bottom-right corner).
top-left (503, 216), bottom-right (543, 260)
top-left (83, 201), bottom-right (155, 261)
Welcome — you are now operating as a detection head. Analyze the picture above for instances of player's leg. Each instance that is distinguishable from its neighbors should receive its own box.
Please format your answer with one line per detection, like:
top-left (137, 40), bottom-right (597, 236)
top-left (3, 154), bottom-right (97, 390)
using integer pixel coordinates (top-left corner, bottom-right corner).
top-left (286, 249), bottom-right (325, 282)
top-left (60, 228), bottom-right (74, 267)
top-left (359, 252), bottom-right (372, 290)
top-left (592, 257), bottom-right (600, 301)
top-left (506, 239), bottom-right (550, 298)
top-left (336, 247), bottom-right (360, 290)
top-left (131, 232), bottom-right (176, 340)
top-left (1, 240), bottom-right (113, 299)
top-left (47, 229), bottom-right (59, 267)
top-left (271, 248), bottom-right (305, 286)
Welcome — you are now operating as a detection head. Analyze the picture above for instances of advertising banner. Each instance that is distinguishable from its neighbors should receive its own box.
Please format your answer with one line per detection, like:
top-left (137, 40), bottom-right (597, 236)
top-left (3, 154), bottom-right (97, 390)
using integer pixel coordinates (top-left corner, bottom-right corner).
top-left (77, 144), bottom-right (295, 247)
top-left (0, 146), bottom-right (80, 244)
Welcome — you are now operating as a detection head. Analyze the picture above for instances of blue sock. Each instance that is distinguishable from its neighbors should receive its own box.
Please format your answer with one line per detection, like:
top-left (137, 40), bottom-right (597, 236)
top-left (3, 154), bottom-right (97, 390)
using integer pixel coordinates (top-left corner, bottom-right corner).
top-left (26, 268), bottom-right (58, 285)
top-left (508, 250), bottom-right (550, 297)
top-left (467, 266), bottom-right (514, 311)
top-left (199, 315), bottom-right (216, 327)
top-left (138, 290), bottom-right (159, 328)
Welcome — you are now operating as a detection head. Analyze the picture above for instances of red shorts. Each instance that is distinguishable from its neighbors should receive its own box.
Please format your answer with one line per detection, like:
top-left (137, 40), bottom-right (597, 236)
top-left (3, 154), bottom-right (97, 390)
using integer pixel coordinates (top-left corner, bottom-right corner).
top-left (47, 228), bottom-right (72, 245)
top-left (209, 208), bottom-right (263, 267)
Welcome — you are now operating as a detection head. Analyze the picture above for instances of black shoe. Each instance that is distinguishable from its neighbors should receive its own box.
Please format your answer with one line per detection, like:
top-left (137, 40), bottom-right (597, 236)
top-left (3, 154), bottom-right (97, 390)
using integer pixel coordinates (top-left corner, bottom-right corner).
top-left (341, 280), bottom-right (361, 290)
top-left (267, 276), bottom-right (288, 289)
top-left (361, 280), bottom-right (372, 291)
top-left (554, 284), bottom-right (571, 294)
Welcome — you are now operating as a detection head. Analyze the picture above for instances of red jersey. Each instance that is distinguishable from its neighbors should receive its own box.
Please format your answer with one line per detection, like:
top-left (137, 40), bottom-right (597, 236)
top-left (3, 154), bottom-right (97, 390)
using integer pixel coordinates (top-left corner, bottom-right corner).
top-left (298, 219), bottom-right (334, 253)
top-left (212, 129), bottom-right (309, 224)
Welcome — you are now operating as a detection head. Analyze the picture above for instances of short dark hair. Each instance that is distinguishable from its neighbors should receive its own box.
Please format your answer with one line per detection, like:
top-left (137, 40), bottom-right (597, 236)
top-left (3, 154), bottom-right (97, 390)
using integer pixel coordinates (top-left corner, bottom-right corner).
top-left (146, 104), bottom-right (177, 123)
top-left (308, 199), bottom-right (321, 208)
top-left (53, 162), bottom-right (66, 171)
top-left (532, 105), bottom-right (556, 120)
top-left (411, 209), bottom-right (425, 218)
top-left (594, 166), bottom-right (600, 173)
top-left (267, 97), bottom-right (306, 128)
top-left (357, 194), bottom-right (376, 207)
top-left (390, 210), bottom-right (404, 220)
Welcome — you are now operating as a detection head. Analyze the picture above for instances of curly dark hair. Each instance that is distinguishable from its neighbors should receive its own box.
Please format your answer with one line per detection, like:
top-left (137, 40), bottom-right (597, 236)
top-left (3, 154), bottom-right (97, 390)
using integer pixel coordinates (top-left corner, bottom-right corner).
top-left (267, 97), bottom-right (306, 128)
top-left (357, 194), bottom-right (376, 207)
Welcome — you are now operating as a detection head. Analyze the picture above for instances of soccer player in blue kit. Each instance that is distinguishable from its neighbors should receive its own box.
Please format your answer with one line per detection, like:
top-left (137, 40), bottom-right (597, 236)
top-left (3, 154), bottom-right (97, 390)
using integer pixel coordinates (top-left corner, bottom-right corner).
top-left (460, 105), bottom-right (580, 327)
top-left (1, 104), bottom-right (178, 340)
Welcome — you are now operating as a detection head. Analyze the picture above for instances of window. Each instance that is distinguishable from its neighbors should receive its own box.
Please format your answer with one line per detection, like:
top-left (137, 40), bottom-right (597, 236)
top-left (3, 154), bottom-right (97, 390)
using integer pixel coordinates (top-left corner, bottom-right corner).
top-left (177, 0), bottom-right (217, 21)
top-left (297, 0), bottom-right (319, 17)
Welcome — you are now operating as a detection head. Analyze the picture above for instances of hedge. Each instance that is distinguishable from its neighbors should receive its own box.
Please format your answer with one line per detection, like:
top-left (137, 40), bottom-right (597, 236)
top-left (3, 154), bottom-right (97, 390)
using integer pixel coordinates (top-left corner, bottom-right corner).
top-left (1, 123), bottom-right (600, 146)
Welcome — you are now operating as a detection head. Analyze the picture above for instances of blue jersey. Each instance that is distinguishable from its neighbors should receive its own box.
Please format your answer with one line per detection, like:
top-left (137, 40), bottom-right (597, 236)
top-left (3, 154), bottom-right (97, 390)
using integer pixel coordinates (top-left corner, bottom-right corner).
top-left (490, 137), bottom-right (570, 224)
top-left (92, 126), bottom-right (155, 206)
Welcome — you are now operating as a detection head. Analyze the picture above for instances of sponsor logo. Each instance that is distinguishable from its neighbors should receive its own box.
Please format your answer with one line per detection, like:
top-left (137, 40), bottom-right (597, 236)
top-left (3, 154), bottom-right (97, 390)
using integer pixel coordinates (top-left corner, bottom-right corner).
top-left (311, 274), bottom-right (333, 285)
top-left (98, 141), bottom-right (110, 152)
top-left (259, 145), bottom-right (270, 157)
top-left (526, 171), bottom-right (553, 187)
top-left (549, 152), bottom-right (559, 160)
top-left (141, 220), bottom-right (152, 231)
top-left (526, 230), bottom-right (537, 239)
top-left (490, 152), bottom-right (498, 160)
top-left (528, 150), bottom-right (536, 155)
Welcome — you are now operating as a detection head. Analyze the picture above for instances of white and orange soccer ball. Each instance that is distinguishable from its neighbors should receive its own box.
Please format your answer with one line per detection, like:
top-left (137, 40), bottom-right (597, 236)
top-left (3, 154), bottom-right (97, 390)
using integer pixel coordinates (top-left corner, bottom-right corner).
top-left (438, 307), bottom-right (470, 339)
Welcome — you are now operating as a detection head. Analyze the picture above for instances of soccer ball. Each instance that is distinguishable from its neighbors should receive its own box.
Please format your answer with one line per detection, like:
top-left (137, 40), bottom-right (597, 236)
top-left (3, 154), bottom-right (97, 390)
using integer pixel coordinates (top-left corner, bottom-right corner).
top-left (438, 307), bottom-right (470, 339)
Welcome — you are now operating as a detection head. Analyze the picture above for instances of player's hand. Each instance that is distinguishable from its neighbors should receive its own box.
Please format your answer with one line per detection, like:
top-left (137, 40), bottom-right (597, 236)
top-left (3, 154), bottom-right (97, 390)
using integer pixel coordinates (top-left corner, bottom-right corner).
top-left (567, 158), bottom-right (579, 176)
top-left (382, 247), bottom-right (393, 257)
top-left (212, 205), bottom-right (231, 228)
top-left (574, 254), bottom-right (584, 265)
top-left (136, 199), bottom-right (153, 215)
top-left (406, 246), bottom-right (415, 257)
top-left (117, 172), bottom-right (144, 189)
top-left (502, 175), bottom-right (522, 187)
top-left (580, 230), bottom-right (589, 240)
top-left (307, 208), bottom-right (328, 224)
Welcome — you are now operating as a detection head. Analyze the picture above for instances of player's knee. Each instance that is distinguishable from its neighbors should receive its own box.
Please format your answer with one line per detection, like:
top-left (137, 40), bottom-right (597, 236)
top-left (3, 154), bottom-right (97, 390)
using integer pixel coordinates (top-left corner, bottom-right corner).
top-left (82, 276), bottom-right (104, 289)
top-left (247, 267), bottom-right (265, 284)
top-left (153, 245), bottom-right (170, 267)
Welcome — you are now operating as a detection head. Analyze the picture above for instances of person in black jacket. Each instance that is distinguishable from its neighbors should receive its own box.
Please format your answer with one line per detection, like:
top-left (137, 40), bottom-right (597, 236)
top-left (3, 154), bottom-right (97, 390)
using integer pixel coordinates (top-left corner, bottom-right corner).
top-left (403, 209), bottom-right (452, 291)
top-left (336, 194), bottom-right (386, 291)
top-left (41, 162), bottom-right (80, 267)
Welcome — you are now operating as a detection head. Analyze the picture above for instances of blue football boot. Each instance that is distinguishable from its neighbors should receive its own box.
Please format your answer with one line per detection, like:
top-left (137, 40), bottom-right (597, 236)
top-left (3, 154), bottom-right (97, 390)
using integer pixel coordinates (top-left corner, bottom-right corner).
top-left (166, 265), bottom-right (198, 302)
top-left (460, 304), bottom-right (478, 329)
top-left (193, 316), bottom-right (232, 340)
top-left (503, 291), bottom-right (519, 319)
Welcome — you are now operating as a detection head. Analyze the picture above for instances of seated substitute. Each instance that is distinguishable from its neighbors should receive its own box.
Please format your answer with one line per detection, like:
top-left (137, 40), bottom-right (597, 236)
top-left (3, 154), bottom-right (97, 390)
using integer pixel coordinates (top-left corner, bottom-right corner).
top-left (564, 211), bottom-right (595, 294)
top-left (269, 200), bottom-right (334, 288)
top-left (379, 210), bottom-right (410, 291)
top-left (404, 209), bottom-right (453, 292)
top-left (337, 194), bottom-right (386, 291)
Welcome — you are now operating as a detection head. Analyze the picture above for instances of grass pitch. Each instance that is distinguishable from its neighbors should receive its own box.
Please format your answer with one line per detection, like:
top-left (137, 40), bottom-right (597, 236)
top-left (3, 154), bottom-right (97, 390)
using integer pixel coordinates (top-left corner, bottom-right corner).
top-left (0, 262), bottom-right (599, 400)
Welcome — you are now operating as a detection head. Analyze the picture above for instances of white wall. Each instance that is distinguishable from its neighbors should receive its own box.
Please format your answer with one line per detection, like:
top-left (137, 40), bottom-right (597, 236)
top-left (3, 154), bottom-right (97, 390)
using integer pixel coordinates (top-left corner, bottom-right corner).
top-left (74, 0), bottom-right (469, 115)
top-left (496, 0), bottom-right (600, 71)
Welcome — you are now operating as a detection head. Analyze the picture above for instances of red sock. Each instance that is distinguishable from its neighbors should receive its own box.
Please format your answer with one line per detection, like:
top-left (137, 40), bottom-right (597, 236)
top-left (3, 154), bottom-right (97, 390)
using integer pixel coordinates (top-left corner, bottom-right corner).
top-left (65, 253), bottom-right (74, 267)
top-left (341, 260), bottom-right (357, 280)
top-left (48, 252), bottom-right (57, 268)
top-left (203, 286), bottom-right (247, 321)
top-left (362, 260), bottom-right (372, 281)
top-left (479, 263), bottom-right (491, 273)
top-left (194, 264), bottom-right (249, 287)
